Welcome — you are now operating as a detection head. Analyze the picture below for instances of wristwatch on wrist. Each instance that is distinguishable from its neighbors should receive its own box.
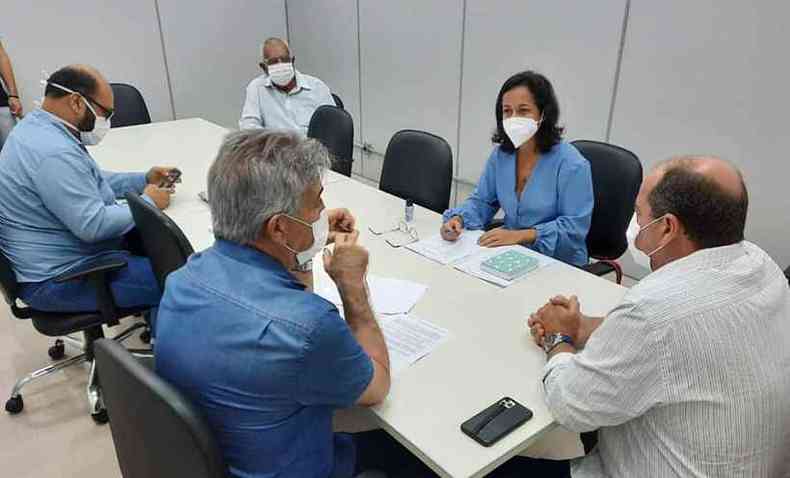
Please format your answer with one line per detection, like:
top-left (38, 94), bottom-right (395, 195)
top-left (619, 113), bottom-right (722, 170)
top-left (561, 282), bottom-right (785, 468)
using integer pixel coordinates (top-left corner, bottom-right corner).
top-left (293, 259), bottom-right (313, 273)
top-left (542, 333), bottom-right (574, 354)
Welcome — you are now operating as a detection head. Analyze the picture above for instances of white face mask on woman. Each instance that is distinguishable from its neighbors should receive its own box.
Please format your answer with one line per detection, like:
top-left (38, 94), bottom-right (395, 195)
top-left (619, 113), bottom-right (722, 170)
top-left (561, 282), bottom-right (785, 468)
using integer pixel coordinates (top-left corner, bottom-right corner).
top-left (503, 116), bottom-right (540, 149)
top-left (625, 213), bottom-right (670, 271)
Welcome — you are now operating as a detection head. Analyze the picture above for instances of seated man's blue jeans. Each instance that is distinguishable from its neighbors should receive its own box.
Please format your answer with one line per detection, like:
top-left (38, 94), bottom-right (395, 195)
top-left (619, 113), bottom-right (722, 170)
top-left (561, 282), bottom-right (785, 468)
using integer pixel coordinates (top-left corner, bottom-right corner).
top-left (18, 253), bottom-right (161, 328)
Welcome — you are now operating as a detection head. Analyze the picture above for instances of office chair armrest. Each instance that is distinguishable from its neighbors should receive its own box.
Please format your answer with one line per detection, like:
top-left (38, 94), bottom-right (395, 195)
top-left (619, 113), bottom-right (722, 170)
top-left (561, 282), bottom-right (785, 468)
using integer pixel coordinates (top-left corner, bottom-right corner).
top-left (53, 256), bottom-right (129, 326)
top-left (484, 219), bottom-right (504, 231)
top-left (53, 256), bottom-right (128, 283)
top-left (578, 260), bottom-right (623, 284)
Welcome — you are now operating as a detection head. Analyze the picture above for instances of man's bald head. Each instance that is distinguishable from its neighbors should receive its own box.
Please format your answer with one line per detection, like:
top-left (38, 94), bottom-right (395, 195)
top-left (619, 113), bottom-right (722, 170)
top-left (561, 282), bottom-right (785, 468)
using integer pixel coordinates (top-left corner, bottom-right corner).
top-left (42, 64), bottom-right (114, 133)
top-left (262, 37), bottom-right (291, 61)
top-left (45, 64), bottom-right (110, 102)
top-left (658, 155), bottom-right (745, 198)
top-left (647, 155), bottom-right (748, 249)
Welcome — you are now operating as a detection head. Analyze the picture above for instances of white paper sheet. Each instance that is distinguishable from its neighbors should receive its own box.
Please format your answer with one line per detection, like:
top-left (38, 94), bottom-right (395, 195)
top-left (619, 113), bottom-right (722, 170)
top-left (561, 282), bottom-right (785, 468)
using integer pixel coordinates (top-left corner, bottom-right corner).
top-left (317, 275), bottom-right (428, 315)
top-left (379, 314), bottom-right (450, 377)
top-left (404, 230), bottom-right (485, 265)
top-left (453, 245), bottom-right (557, 287)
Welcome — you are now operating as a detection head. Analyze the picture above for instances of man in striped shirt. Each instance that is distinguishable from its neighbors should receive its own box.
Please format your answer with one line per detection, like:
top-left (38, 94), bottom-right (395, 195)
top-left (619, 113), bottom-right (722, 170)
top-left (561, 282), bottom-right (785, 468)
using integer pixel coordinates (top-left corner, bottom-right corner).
top-left (527, 156), bottom-right (790, 477)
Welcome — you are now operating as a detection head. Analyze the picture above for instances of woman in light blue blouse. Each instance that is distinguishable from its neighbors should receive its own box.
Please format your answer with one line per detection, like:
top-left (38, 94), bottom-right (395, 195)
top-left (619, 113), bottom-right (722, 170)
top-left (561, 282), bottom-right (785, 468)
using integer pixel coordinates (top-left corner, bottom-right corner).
top-left (441, 70), bottom-right (593, 266)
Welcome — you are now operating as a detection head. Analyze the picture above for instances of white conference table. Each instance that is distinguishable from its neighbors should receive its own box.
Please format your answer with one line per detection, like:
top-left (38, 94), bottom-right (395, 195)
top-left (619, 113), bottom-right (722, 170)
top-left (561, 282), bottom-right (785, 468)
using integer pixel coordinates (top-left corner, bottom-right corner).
top-left (90, 118), bottom-right (628, 478)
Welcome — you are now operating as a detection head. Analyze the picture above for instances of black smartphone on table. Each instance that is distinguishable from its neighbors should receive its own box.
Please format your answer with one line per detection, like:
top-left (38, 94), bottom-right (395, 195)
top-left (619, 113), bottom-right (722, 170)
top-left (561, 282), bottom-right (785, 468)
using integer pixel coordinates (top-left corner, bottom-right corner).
top-left (461, 397), bottom-right (533, 447)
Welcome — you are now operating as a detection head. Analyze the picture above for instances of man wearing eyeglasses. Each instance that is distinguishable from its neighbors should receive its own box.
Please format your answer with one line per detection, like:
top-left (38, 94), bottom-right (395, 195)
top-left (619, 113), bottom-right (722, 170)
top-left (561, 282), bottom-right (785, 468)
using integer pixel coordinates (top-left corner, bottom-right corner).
top-left (0, 64), bottom-right (175, 318)
top-left (239, 37), bottom-right (335, 135)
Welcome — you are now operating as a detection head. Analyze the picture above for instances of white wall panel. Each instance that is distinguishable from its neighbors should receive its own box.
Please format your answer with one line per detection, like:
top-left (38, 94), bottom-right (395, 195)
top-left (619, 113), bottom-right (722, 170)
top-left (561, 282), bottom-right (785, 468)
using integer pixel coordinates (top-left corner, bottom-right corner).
top-left (610, 0), bottom-right (790, 271)
top-left (287, 0), bottom-right (361, 142)
top-left (4, 0), bottom-right (172, 123)
top-left (157, 0), bottom-right (287, 128)
top-left (457, 0), bottom-right (627, 182)
top-left (358, 0), bottom-right (464, 163)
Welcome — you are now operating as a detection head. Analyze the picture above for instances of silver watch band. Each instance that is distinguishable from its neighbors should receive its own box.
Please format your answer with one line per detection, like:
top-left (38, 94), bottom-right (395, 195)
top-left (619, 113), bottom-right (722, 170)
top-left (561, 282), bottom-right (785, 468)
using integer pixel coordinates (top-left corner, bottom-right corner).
top-left (542, 333), bottom-right (574, 353)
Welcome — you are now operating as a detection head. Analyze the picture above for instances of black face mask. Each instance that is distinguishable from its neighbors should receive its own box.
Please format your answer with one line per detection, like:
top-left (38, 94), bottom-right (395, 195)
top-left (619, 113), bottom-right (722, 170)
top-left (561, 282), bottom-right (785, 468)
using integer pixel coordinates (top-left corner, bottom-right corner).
top-left (77, 102), bottom-right (96, 133)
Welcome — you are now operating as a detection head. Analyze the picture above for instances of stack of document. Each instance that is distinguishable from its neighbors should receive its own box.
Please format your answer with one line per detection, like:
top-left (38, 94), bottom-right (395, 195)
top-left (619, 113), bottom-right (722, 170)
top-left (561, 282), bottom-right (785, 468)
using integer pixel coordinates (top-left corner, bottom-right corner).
top-left (405, 231), bottom-right (556, 287)
top-left (317, 275), bottom-right (428, 315)
top-left (404, 230), bottom-right (486, 265)
top-left (379, 314), bottom-right (450, 377)
top-left (317, 278), bottom-right (447, 377)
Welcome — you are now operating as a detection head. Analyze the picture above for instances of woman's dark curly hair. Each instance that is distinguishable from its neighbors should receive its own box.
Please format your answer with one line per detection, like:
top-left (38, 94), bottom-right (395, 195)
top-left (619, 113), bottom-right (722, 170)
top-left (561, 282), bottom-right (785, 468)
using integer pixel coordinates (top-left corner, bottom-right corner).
top-left (491, 70), bottom-right (564, 154)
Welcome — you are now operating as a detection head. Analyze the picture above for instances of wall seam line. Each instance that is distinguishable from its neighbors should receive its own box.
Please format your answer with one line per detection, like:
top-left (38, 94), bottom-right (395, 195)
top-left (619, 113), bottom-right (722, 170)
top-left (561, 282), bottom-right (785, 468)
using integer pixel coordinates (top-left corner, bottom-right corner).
top-left (153, 0), bottom-right (177, 120)
top-left (453, 0), bottom-right (468, 206)
top-left (356, 0), bottom-right (366, 179)
top-left (605, 0), bottom-right (631, 141)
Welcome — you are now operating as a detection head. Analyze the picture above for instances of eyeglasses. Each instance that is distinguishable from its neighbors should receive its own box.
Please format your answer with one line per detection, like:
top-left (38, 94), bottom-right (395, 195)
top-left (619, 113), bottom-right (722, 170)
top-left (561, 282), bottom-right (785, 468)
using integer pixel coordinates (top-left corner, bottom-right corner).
top-left (384, 220), bottom-right (420, 248)
top-left (83, 93), bottom-right (115, 121)
top-left (46, 81), bottom-right (115, 120)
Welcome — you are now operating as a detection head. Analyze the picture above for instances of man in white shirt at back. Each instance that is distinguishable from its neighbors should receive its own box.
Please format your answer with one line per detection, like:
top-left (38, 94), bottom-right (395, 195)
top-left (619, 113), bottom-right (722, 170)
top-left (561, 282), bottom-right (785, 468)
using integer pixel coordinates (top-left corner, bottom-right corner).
top-left (523, 156), bottom-right (790, 478)
top-left (239, 37), bottom-right (335, 135)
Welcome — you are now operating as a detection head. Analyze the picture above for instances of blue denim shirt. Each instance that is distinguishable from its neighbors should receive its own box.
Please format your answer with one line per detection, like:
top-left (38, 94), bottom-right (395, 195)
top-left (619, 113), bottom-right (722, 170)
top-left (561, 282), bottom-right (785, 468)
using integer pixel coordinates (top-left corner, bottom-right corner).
top-left (444, 142), bottom-right (593, 266)
top-left (155, 240), bottom-right (374, 478)
top-left (0, 108), bottom-right (149, 282)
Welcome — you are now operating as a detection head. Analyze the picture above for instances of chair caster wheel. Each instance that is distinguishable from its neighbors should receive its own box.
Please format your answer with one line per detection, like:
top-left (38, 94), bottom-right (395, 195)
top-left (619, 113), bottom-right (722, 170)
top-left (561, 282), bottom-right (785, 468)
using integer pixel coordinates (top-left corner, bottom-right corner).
top-left (139, 329), bottom-right (151, 344)
top-left (5, 395), bottom-right (23, 414)
top-left (48, 340), bottom-right (66, 360)
top-left (91, 408), bottom-right (109, 424)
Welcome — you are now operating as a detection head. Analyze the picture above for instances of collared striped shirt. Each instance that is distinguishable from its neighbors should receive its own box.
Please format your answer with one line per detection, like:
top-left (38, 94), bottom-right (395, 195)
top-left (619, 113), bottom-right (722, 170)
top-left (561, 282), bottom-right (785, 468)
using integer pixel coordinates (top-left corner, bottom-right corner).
top-left (543, 241), bottom-right (790, 477)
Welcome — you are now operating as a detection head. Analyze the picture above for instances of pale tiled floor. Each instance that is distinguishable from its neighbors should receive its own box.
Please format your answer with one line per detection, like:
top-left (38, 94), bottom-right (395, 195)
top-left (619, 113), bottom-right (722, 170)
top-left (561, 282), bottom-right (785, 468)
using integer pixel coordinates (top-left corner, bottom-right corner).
top-left (0, 270), bottom-right (634, 478)
top-left (0, 310), bottom-right (135, 478)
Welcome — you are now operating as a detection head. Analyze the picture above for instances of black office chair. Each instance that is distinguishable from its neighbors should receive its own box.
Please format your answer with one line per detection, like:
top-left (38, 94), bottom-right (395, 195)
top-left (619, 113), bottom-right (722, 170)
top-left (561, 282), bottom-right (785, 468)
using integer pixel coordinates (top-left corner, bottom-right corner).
top-left (110, 83), bottom-right (152, 128)
top-left (126, 193), bottom-right (194, 293)
top-left (572, 140), bottom-right (642, 284)
top-left (331, 93), bottom-right (344, 110)
top-left (308, 105), bottom-right (355, 177)
top-left (1, 251), bottom-right (150, 422)
top-left (379, 129), bottom-right (453, 214)
top-left (94, 339), bottom-right (228, 478)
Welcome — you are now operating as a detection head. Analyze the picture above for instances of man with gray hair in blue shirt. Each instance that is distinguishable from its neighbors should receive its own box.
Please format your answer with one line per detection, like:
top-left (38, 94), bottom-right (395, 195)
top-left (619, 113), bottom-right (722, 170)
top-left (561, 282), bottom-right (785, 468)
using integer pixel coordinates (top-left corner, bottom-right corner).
top-left (156, 130), bottom-right (435, 477)
top-left (0, 64), bottom-right (177, 315)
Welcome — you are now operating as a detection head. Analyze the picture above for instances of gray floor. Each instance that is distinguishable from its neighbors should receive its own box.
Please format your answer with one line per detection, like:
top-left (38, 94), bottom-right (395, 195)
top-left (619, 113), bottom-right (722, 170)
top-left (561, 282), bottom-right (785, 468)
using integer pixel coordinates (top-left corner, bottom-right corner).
top-left (0, 309), bottom-right (137, 478)
top-left (0, 272), bottom-right (634, 477)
